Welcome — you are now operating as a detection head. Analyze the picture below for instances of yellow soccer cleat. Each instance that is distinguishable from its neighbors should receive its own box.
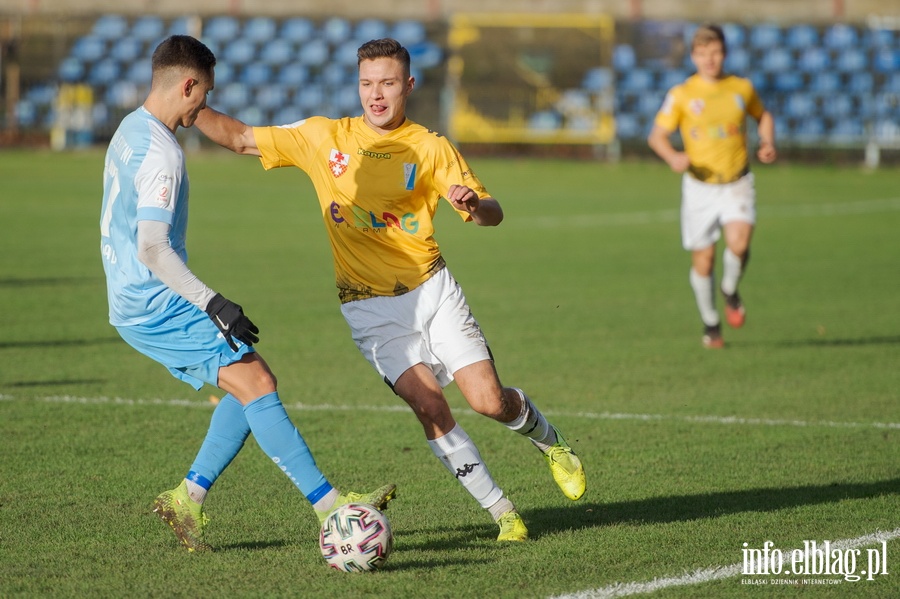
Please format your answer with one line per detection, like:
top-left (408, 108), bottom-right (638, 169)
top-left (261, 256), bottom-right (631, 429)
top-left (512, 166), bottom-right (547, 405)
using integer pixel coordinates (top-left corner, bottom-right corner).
top-left (542, 426), bottom-right (586, 501)
top-left (496, 510), bottom-right (529, 542)
top-left (152, 480), bottom-right (212, 552)
top-left (316, 483), bottom-right (397, 524)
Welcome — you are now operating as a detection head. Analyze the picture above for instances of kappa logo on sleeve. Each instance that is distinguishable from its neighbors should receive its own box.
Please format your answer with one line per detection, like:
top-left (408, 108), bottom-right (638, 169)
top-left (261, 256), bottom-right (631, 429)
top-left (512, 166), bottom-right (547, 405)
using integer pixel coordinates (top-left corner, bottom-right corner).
top-left (328, 148), bottom-right (350, 178)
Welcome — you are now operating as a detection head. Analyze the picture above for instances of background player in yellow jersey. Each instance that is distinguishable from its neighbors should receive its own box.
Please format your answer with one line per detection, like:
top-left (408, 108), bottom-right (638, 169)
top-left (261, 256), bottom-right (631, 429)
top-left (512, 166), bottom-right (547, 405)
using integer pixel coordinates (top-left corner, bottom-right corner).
top-left (648, 24), bottom-right (777, 348)
top-left (194, 38), bottom-right (585, 541)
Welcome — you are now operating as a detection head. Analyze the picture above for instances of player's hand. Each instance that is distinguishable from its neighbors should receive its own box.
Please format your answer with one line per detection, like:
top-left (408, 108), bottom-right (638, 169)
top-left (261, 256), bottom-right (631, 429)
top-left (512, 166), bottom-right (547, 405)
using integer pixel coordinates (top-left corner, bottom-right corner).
top-left (205, 293), bottom-right (260, 351)
top-left (757, 141), bottom-right (777, 164)
top-left (447, 184), bottom-right (480, 214)
top-left (667, 152), bottom-right (691, 173)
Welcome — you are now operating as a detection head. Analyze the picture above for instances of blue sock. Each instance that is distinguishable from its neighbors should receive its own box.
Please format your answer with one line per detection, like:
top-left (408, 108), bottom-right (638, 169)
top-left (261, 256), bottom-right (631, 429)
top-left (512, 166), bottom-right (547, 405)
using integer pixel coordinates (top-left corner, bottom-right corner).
top-left (187, 394), bottom-right (250, 492)
top-left (243, 392), bottom-right (332, 501)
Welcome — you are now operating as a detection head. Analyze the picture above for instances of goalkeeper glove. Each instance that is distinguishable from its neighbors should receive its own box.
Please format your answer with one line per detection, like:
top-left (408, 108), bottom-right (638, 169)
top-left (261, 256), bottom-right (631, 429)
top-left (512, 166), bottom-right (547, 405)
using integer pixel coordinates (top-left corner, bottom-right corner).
top-left (205, 293), bottom-right (260, 351)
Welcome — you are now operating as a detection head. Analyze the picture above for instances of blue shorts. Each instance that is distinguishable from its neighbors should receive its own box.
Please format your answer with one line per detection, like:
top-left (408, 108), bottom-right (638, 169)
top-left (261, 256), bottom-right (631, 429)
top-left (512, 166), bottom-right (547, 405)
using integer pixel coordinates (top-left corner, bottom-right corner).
top-left (115, 299), bottom-right (254, 390)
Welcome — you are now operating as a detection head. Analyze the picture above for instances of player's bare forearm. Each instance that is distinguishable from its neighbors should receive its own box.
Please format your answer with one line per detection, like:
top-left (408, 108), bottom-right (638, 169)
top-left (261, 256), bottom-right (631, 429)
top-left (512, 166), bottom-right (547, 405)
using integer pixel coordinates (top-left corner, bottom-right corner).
top-left (648, 125), bottom-right (690, 173)
top-left (447, 184), bottom-right (503, 226)
top-left (469, 197), bottom-right (503, 226)
top-left (756, 111), bottom-right (777, 164)
top-left (194, 107), bottom-right (261, 156)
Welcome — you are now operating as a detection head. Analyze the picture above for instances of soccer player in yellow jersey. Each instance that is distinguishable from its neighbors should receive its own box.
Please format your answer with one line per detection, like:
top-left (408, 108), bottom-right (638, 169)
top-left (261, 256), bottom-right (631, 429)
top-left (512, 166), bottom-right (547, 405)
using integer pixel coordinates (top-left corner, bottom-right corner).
top-left (195, 38), bottom-right (585, 541)
top-left (649, 24), bottom-right (777, 348)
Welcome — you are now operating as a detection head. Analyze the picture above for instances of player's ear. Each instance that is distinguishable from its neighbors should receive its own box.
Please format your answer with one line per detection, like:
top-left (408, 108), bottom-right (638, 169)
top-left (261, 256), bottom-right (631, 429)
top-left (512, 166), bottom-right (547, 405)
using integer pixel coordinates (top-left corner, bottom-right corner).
top-left (183, 77), bottom-right (198, 97)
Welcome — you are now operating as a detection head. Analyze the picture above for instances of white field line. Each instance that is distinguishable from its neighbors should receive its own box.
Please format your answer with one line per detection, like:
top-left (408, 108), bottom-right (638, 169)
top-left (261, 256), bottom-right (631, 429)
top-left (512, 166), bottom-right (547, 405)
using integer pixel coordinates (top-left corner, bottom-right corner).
top-left (1, 394), bottom-right (898, 430)
top-left (549, 527), bottom-right (900, 599)
top-left (527, 197), bottom-right (900, 229)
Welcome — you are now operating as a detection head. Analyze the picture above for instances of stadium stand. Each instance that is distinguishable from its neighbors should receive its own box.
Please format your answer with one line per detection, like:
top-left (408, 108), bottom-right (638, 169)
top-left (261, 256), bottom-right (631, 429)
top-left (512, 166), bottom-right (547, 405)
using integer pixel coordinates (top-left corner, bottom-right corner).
top-left (13, 14), bottom-right (900, 151)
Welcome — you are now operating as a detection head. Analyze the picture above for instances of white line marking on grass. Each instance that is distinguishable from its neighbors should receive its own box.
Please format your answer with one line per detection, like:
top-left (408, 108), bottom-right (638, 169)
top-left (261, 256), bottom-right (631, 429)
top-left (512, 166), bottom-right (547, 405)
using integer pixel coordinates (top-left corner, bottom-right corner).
top-left (527, 197), bottom-right (900, 229)
top-left (548, 528), bottom-right (900, 599)
top-left (2, 395), bottom-right (898, 430)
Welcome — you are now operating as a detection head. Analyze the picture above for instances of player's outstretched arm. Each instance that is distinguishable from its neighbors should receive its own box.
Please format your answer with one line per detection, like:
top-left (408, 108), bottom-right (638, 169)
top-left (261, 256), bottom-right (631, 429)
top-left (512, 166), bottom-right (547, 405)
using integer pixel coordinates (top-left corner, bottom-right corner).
top-left (194, 106), bottom-right (261, 157)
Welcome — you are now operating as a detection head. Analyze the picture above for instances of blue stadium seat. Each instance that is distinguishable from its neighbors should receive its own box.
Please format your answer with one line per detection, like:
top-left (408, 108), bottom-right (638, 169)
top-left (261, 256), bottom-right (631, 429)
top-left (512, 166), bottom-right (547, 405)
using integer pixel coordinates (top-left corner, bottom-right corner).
top-left (26, 84), bottom-right (57, 106)
top-left (883, 72), bottom-right (900, 93)
top-left (57, 57), bottom-right (84, 82)
top-left (808, 71), bottom-right (841, 93)
top-left (773, 71), bottom-right (803, 92)
top-left (784, 93), bottom-right (815, 119)
top-left (834, 48), bottom-right (868, 72)
top-left (866, 28), bottom-right (896, 49)
top-left (322, 17), bottom-right (352, 45)
top-left (637, 92), bottom-right (665, 117)
top-left (132, 16), bottom-right (164, 42)
top-left (16, 99), bottom-right (38, 127)
top-left (71, 35), bottom-right (107, 63)
top-left (873, 93), bottom-right (899, 118)
top-left (322, 65), bottom-right (356, 87)
top-left (613, 113), bottom-right (640, 139)
top-left (333, 86), bottom-right (361, 114)
top-left (333, 40), bottom-right (360, 66)
top-left (255, 84), bottom-right (289, 111)
top-left (355, 18), bottom-right (388, 42)
top-left (295, 84), bottom-right (326, 111)
top-left (724, 48), bottom-right (750, 73)
top-left (214, 62), bottom-right (236, 86)
top-left (759, 48), bottom-right (793, 73)
top-left (88, 59), bottom-right (120, 86)
top-left (408, 41), bottom-right (442, 69)
top-left (390, 20), bottom-right (426, 46)
top-left (581, 67), bottom-right (613, 92)
top-left (260, 39), bottom-right (295, 67)
top-left (873, 48), bottom-right (900, 72)
top-left (204, 16), bottom-right (240, 43)
top-left (820, 94), bottom-right (854, 118)
top-left (125, 61), bottom-right (152, 85)
top-left (216, 82), bottom-right (251, 111)
top-left (658, 68), bottom-right (689, 90)
top-left (828, 118), bottom-right (864, 142)
top-left (92, 14), bottom-right (128, 40)
top-left (847, 71), bottom-right (873, 94)
top-left (721, 23), bottom-right (746, 48)
top-left (792, 117), bottom-right (825, 141)
top-left (241, 63), bottom-right (273, 86)
top-left (278, 63), bottom-right (309, 87)
top-left (222, 38), bottom-right (256, 66)
top-left (873, 119), bottom-right (900, 142)
top-left (823, 24), bottom-right (858, 49)
top-left (528, 110), bottom-right (562, 132)
top-left (612, 44), bottom-right (636, 71)
top-left (272, 106), bottom-right (305, 126)
top-left (243, 17), bottom-right (277, 44)
top-left (298, 39), bottom-right (329, 66)
top-left (235, 106), bottom-right (266, 126)
top-left (111, 38), bottom-right (143, 64)
top-left (749, 24), bottom-right (782, 49)
top-left (785, 24), bottom-right (819, 49)
top-left (168, 16), bottom-right (197, 36)
top-left (749, 72), bottom-right (769, 93)
top-left (797, 47), bottom-right (830, 72)
top-left (104, 81), bottom-right (140, 108)
top-left (617, 68), bottom-right (654, 93)
top-left (280, 17), bottom-right (315, 43)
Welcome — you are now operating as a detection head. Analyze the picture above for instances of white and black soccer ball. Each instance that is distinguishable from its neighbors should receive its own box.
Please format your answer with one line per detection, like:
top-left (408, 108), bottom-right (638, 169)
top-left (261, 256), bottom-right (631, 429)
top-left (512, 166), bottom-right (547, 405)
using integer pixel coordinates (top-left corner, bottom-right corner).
top-left (319, 502), bottom-right (393, 572)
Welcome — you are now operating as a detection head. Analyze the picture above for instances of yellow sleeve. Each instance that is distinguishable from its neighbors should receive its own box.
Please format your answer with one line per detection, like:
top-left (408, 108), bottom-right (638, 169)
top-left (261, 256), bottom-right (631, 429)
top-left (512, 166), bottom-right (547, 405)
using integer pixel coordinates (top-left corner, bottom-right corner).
top-left (653, 88), bottom-right (682, 132)
top-left (430, 137), bottom-right (489, 222)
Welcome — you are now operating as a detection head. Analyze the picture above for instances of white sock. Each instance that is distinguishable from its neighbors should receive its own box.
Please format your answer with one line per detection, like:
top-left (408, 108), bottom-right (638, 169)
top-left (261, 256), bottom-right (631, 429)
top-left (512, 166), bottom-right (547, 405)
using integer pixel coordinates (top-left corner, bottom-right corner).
top-left (487, 496), bottom-right (515, 521)
top-left (184, 479), bottom-right (208, 504)
top-left (311, 487), bottom-right (340, 513)
top-left (721, 248), bottom-right (743, 296)
top-left (689, 268), bottom-right (720, 327)
top-left (503, 388), bottom-right (556, 451)
top-left (427, 424), bottom-right (503, 509)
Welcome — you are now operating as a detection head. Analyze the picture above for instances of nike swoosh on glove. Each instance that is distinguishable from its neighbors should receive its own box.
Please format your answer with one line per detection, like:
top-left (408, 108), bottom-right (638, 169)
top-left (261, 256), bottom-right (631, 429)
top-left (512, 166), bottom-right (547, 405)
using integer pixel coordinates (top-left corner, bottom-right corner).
top-left (205, 293), bottom-right (260, 351)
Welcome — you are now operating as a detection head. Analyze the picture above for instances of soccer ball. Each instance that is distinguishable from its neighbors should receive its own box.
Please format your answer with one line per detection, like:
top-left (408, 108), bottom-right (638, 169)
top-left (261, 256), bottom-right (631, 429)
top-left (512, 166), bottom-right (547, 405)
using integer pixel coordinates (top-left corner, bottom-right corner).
top-left (319, 503), bottom-right (393, 572)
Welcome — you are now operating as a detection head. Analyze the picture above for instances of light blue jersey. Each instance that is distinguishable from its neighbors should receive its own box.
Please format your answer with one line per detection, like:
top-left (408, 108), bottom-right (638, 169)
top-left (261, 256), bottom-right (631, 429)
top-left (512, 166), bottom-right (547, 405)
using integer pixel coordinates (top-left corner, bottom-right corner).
top-left (100, 106), bottom-right (189, 326)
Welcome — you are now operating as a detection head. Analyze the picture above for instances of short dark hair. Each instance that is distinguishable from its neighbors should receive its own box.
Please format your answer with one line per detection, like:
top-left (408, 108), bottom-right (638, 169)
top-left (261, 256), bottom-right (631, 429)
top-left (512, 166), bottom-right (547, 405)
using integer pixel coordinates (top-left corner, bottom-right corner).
top-left (151, 35), bottom-right (216, 83)
top-left (357, 38), bottom-right (411, 75)
top-left (691, 24), bottom-right (727, 54)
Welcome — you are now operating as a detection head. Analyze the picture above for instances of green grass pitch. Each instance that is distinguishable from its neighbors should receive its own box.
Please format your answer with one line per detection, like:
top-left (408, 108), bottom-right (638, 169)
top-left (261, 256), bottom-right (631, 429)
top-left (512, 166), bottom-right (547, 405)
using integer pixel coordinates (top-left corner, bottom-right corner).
top-left (1, 148), bottom-right (897, 598)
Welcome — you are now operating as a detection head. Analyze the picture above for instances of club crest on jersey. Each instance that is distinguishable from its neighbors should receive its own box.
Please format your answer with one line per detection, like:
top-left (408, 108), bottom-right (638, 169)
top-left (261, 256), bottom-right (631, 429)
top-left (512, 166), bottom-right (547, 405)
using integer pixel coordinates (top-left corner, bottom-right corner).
top-left (328, 149), bottom-right (350, 178)
top-left (689, 99), bottom-right (705, 115)
top-left (403, 163), bottom-right (417, 191)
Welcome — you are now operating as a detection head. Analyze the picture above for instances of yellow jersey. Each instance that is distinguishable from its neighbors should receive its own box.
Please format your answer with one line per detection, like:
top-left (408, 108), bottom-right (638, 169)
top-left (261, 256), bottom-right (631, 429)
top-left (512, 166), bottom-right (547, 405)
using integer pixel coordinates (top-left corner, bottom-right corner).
top-left (254, 116), bottom-right (484, 302)
top-left (654, 74), bottom-right (765, 183)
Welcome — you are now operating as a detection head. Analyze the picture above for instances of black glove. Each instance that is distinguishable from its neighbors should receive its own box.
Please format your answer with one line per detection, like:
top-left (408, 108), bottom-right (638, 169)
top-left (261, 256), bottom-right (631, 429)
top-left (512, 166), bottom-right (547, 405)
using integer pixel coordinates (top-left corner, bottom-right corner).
top-left (205, 293), bottom-right (260, 351)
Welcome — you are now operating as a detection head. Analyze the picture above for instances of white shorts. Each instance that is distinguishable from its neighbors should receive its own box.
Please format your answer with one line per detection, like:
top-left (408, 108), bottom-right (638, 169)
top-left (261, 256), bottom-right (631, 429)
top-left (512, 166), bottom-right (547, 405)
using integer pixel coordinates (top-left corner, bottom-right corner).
top-left (681, 172), bottom-right (756, 251)
top-left (340, 267), bottom-right (491, 388)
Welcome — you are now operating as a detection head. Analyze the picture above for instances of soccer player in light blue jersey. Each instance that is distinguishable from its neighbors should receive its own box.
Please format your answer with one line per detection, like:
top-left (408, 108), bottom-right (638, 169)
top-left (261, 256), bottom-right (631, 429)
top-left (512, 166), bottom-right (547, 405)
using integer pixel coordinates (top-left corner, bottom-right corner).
top-left (100, 35), bottom-right (394, 552)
